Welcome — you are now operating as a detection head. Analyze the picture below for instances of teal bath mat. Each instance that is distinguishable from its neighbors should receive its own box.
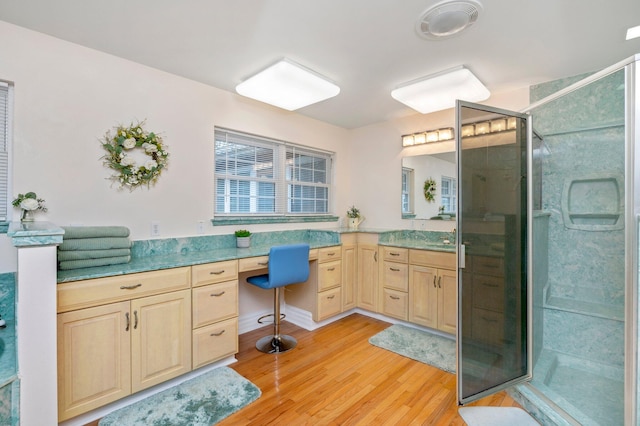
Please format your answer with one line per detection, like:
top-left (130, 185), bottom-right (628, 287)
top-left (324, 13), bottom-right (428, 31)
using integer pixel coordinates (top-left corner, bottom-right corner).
top-left (369, 324), bottom-right (456, 373)
top-left (99, 367), bottom-right (260, 426)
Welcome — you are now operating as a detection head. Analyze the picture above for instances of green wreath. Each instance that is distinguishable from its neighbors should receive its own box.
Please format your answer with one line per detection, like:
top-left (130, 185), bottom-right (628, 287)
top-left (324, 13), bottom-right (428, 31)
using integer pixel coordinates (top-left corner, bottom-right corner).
top-left (101, 120), bottom-right (169, 190)
top-left (423, 178), bottom-right (436, 202)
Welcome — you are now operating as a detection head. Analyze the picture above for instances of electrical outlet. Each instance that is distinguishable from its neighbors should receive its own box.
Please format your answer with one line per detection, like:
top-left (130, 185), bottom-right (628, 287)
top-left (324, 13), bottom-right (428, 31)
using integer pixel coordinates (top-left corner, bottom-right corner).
top-left (197, 220), bottom-right (205, 234)
top-left (151, 221), bottom-right (161, 237)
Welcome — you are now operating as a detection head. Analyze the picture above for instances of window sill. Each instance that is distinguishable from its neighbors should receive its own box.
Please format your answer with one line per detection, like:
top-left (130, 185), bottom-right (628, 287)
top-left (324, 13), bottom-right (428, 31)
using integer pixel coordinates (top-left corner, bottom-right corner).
top-left (402, 214), bottom-right (416, 219)
top-left (212, 215), bottom-right (339, 226)
top-left (0, 221), bottom-right (8, 234)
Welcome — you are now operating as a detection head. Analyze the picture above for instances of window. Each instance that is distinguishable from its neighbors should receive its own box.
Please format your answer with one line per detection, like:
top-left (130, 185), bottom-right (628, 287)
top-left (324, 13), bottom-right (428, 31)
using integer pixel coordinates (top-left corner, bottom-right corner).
top-left (214, 128), bottom-right (333, 218)
top-left (0, 82), bottom-right (10, 223)
top-left (441, 176), bottom-right (457, 213)
top-left (401, 167), bottom-right (414, 214)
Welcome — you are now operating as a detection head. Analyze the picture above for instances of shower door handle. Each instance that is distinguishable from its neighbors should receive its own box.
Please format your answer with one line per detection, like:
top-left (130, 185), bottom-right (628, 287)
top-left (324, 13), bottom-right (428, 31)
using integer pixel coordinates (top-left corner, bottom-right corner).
top-left (459, 244), bottom-right (466, 269)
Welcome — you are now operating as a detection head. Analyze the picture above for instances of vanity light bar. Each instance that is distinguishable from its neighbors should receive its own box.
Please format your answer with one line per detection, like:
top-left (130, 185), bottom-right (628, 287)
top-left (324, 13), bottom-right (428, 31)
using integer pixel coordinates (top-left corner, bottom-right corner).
top-left (402, 117), bottom-right (517, 147)
top-left (402, 127), bottom-right (454, 147)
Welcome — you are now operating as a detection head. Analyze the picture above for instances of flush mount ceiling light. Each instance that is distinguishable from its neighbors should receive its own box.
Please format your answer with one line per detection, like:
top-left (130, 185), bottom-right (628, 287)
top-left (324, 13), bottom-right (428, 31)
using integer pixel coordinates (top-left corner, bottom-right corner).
top-left (235, 58), bottom-right (340, 111)
top-left (391, 66), bottom-right (490, 114)
top-left (416, 0), bottom-right (483, 40)
top-left (626, 25), bottom-right (640, 40)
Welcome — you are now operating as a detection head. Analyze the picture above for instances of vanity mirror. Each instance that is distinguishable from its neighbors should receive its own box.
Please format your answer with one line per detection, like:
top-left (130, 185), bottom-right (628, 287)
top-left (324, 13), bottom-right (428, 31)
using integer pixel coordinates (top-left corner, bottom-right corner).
top-left (401, 144), bottom-right (457, 221)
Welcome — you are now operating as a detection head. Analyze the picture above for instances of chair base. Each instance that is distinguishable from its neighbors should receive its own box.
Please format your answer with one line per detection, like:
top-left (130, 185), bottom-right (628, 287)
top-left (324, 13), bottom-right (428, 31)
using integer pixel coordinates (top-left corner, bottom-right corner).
top-left (256, 334), bottom-right (297, 354)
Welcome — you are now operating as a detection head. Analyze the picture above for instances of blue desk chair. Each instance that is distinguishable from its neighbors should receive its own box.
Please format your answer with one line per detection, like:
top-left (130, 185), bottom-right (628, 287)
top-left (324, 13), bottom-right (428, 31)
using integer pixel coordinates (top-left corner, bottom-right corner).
top-left (246, 243), bottom-right (310, 353)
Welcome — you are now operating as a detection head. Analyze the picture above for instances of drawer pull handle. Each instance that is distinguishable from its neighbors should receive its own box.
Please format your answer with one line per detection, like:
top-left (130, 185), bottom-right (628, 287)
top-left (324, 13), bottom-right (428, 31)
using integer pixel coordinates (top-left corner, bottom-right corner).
top-left (390, 267), bottom-right (400, 272)
top-left (482, 282), bottom-right (499, 288)
top-left (390, 295), bottom-right (400, 300)
top-left (120, 283), bottom-right (142, 290)
top-left (209, 270), bottom-right (225, 275)
top-left (258, 262), bottom-right (268, 266)
top-left (390, 252), bottom-right (400, 256)
top-left (482, 264), bottom-right (499, 268)
top-left (133, 310), bottom-right (138, 329)
top-left (210, 329), bottom-right (226, 337)
top-left (482, 316), bottom-right (498, 323)
top-left (327, 267), bottom-right (336, 271)
top-left (125, 312), bottom-right (130, 331)
top-left (327, 252), bottom-right (335, 256)
top-left (210, 291), bottom-right (226, 297)
top-left (327, 295), bottom-right (335, 300)
top-left (438, 276), bottom-right (442, 288)
top-left (433, 276), bottom-right (437, 288)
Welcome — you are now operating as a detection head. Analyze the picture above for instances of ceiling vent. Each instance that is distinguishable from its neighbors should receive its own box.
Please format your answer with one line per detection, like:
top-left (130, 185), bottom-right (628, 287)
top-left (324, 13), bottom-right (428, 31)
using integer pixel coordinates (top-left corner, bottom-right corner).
top-left (416, 0), bottom-right (483, 40)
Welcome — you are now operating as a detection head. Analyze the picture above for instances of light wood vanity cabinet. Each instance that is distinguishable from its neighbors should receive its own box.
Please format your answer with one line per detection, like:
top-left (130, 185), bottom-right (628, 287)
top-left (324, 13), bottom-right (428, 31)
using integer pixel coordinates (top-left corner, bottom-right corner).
top-left (341, 234), bottom-right (357, 311)
top-left (57, 267), bottom-right (192, 422)
top-left (287, 246), bottom-right (343, 321)
top-left (356, 234), bottom-right (379, 311)
top-left (57, 261), bottom-right (242, 422)
top-left (408, 249), bottom-right (457, 334)
top-left (380, 247), bottom-right (409, 320)
top-left (191, 259), bottom-right (239, 369)
top-left (469, 255), bottom-right (506, 346)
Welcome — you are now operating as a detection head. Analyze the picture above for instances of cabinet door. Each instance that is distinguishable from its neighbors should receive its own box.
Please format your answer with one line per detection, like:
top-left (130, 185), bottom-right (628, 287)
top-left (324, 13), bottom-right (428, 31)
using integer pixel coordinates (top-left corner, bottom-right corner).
top-left (438, 269), bottom-right (457, 334)
top-left (131, 289), bottom-right (191, 393)
top-left (408, 265), bottom-right (438, 328)
top-left (57, 301), bottom-right (131, 422)
top-left (342, 243), bottom-right (357, 310)
top-left (357, 244), bottom-right (378, 311)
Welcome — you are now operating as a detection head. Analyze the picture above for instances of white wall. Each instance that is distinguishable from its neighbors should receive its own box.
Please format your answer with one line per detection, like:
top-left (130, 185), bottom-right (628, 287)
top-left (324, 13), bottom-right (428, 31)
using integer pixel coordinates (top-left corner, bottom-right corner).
top-left (0, 21), bottom-right (353, 273)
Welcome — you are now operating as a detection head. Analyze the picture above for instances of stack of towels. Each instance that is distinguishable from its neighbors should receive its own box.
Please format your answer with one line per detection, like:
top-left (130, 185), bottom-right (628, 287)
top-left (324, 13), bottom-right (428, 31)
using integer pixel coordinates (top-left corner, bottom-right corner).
top-left (58, 226), bottom-right (132, 270)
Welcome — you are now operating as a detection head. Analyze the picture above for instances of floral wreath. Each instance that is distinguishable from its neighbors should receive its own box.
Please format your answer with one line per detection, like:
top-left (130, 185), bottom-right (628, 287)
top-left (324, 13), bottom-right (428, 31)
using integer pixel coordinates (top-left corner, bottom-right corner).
top-left (101, 120), bottom-right (169, 190)
top-left (423, 178), bottom-right (436, 202)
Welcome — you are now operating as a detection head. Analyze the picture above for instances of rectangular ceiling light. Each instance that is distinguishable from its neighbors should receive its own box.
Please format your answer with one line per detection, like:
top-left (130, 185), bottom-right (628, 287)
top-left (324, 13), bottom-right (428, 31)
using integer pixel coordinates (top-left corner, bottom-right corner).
top-left (626, 25), bottom-right (640, 40)
top-left (391, 66), bottom-right (490, 114)
top-left (236, 58), bottom-right (340, 111)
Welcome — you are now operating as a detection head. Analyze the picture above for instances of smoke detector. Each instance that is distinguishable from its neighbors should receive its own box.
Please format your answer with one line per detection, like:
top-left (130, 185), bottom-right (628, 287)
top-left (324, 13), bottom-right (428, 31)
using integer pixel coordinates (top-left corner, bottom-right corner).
top-left (416, 0), bottom-right (483, 40)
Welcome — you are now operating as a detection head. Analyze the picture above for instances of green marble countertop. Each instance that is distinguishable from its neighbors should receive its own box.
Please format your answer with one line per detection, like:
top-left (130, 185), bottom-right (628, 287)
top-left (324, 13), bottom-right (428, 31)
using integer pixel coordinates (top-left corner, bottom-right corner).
top-left (57, 240), bottom-right (338, 283)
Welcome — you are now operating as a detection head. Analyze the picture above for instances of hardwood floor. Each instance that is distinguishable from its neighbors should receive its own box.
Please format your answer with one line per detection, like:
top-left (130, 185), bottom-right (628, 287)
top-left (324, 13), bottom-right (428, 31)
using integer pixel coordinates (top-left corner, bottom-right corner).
top-left (221, 313), bottom-right (521, 425)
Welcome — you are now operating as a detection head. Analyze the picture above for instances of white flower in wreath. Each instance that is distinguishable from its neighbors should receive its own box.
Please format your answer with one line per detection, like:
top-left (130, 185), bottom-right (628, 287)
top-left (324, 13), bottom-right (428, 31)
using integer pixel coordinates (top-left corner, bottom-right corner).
top-left (20, 198), bottom-right (40, 211)
top-left (123, 138), bottom-right (137, 149)
top-left (144, 159), bottom-right (158, 170)
top-left (120, 155), bottom-right (137, 167)
top-left (142, 142), bottom-right (158, 153)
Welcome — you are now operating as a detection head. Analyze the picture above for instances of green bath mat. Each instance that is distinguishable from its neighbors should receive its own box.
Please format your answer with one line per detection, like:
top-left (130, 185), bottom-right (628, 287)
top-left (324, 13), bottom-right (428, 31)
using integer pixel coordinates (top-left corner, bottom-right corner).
top-left (99, 367), bottom-right (260, 426)
top-left (369, 324), bottom-right (456, 373)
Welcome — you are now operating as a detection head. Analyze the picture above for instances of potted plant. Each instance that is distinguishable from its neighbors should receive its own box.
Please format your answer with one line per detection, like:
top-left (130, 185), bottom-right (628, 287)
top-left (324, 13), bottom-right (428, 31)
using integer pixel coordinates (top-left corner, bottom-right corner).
top-left (12, 191), bottom-right (47, 222)
top-left (235, 229), bottom-right (251, 248)
top-left (346, 206), bottom-right (364, 229)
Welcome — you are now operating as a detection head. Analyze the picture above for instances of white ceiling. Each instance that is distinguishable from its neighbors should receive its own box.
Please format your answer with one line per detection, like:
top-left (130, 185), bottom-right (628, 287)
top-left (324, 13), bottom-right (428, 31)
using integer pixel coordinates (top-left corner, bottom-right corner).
top-left (1, 0), bottom-right (640, 129)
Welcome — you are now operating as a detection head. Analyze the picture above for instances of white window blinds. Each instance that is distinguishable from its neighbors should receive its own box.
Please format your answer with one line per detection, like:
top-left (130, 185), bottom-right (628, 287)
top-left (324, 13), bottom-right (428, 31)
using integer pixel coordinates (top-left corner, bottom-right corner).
top-left (214, 128), bottom-right (333, 216)
top-left (0, 82), bottom-right (9, 222)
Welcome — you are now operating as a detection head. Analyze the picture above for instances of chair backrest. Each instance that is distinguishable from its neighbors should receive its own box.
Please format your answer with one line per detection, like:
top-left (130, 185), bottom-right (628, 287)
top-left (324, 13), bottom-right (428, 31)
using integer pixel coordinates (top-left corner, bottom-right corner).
top-left (267, 243), bottom-right (310, 288)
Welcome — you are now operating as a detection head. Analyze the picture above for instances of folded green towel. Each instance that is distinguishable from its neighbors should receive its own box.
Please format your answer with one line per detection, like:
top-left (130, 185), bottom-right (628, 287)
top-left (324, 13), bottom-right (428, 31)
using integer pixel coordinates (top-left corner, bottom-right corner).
top-left (62, 226), bottom-right (130, 239)
top-left (58, 256), bottom-right (131, 270)
top-left (58, 237), bottom-right (131, 251)
top-left (57, 248), bottom-right (131, 261)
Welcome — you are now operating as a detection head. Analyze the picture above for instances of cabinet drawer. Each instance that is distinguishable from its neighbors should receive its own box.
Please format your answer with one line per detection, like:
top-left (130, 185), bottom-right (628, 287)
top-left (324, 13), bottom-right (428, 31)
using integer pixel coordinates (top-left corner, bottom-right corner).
top-left (238, 256), bottom-right (269, 272)
top-left (191, 260), bottom-right (238, 287)
top-left (383, 261), bottom-right (409, 291)
top-left (318, 260), bottom-right (341, 291)
top-left (473, 256), bottom-right (504, 277)
top-left (409, 249), bottom-right (456, 269)
top-left (317, 287), bottom-right (342, 321)
top-left (472, 274), bottom-right (504, 312)
top-left (318, 246), bottom-right (341, 263)
top-left (471, 308), bottom-right (505, 346)
top-left (382, 288), bottom-right (408, 320)
top-left (382, 246), bottom-right (408, 263)
top-left (192, 281), bottom-right (238, 328)
top-left (192, 317), bottom-right (238, 369)
top-left (57, 267), bottom-right (191, 313)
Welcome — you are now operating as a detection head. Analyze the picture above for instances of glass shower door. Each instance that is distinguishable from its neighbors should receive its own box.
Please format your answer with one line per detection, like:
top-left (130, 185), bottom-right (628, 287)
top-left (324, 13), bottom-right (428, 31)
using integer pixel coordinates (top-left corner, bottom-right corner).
top-left (456, 101), bottom-right (531, 404)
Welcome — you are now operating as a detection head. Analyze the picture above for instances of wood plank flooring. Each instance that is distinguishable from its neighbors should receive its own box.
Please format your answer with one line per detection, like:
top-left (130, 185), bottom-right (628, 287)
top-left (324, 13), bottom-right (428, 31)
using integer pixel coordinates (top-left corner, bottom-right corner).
top-left (221, 313), bottom-right (522, 425)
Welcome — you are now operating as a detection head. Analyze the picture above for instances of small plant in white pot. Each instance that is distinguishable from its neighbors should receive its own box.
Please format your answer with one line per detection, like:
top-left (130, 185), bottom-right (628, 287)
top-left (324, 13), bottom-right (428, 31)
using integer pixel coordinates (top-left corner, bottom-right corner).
top-left (235, 229), bottom-right (251, 248)
top-left (346, 206), bottom-right (365, 229)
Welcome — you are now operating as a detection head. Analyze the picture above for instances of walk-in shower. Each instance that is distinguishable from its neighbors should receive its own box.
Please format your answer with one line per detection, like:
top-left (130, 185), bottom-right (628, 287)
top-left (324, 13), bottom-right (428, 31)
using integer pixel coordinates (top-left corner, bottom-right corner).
top-left (510, 56), bottom-right (639, 425)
